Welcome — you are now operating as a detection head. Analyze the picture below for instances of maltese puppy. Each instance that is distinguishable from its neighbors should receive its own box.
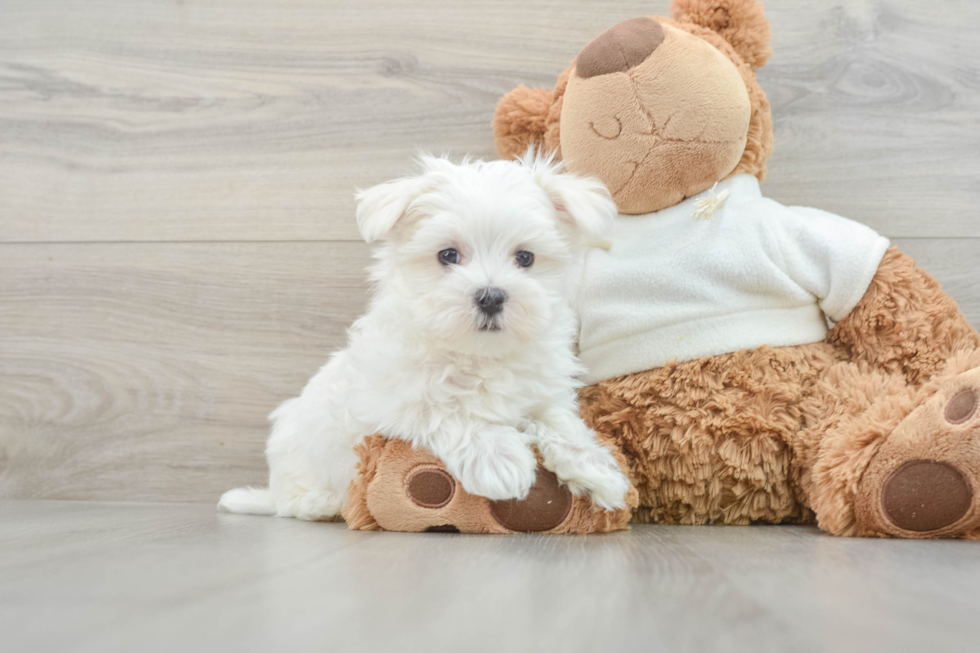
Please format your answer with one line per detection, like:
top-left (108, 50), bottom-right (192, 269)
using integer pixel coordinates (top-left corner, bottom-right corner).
top-left (219, 152), bottom-right (630, 521)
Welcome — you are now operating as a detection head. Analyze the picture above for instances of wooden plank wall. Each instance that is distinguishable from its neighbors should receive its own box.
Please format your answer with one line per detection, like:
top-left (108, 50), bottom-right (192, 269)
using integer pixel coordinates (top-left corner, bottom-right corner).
top-left (2, 0), bottom-right (979, 502)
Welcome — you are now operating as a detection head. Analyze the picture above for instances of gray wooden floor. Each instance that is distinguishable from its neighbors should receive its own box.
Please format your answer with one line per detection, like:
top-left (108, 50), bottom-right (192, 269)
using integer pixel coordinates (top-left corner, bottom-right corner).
top-left (2, 500), bottom-right (979, 653)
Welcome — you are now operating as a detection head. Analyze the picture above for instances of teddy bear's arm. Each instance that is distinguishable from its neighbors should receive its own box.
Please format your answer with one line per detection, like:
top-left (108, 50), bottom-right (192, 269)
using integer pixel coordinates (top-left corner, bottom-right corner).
top-left (828, 247), bottom-right (980, 384)
top-left (493, 85), bottom-right (553, 159)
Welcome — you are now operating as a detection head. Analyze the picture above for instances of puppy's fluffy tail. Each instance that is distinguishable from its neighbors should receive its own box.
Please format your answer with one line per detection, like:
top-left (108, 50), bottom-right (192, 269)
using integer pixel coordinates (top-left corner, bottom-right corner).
top-left (217, 487), bottom-right (276, 516)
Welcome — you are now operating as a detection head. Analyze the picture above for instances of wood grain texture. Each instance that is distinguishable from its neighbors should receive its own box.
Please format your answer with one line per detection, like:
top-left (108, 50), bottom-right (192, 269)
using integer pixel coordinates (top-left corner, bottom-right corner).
top-left (3, 501), bottom-right (980, 653)
top-left (762, 1), bottom-right (980, 235)
top-left (0, 242), bottom-right (370, 501)
top-left (1, 239), bottom-right (979, 502)
top-left (2, 0), bottom-right (980, 242)
top-left (2, 0), bottom-right (980, 502)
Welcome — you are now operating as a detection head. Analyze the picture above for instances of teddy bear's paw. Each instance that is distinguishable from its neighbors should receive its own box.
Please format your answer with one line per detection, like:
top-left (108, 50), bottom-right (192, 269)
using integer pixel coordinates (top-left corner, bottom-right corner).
top-left (352, 438), bottom-right (634, 534)
top-left (855, 366), bottom-right (980, 538)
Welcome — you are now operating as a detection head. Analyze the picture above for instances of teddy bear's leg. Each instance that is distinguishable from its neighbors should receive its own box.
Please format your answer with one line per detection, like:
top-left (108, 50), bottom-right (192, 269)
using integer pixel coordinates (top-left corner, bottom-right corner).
top-left (343, 436), bottom-right (636, 534)
top-left (801, 351), bottom-right (980, 538)
top-left (828, 247), bottom-right (980, 384)
top-left (578, 345), bottom-right (837, 526)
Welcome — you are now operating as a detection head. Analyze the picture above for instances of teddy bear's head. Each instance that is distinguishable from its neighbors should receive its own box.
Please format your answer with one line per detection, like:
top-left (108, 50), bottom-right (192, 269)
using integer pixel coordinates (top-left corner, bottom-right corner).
top-left (494, 0), bottom-right (773, 214)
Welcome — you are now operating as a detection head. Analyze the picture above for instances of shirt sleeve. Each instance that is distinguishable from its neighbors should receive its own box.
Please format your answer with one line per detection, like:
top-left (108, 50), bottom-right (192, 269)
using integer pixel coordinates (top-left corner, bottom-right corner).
top-left (764, 204), bottom-right (891, 323)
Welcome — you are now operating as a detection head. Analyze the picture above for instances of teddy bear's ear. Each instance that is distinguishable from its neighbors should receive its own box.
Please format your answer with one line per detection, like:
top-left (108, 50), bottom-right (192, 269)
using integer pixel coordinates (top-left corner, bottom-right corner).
top-left (521, 150), bottom-right (616, 242)
top-left (671, 0), bottom-right (772, 69)
top-left (493, 85), bottom-right (555, 160)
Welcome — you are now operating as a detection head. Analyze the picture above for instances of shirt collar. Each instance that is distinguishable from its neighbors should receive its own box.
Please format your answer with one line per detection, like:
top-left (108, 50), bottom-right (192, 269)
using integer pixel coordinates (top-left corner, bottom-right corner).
top-left (628, 174), bottom-right (762, 219)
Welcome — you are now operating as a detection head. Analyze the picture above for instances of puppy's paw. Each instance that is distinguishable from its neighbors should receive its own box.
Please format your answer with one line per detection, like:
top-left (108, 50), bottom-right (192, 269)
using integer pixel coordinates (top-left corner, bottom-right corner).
top-left (544, 441), bottom-right (630, 511)
top-left (451, 427), bottom-right (538, 501)
top-left (277, 488), bottom-right (346, 521)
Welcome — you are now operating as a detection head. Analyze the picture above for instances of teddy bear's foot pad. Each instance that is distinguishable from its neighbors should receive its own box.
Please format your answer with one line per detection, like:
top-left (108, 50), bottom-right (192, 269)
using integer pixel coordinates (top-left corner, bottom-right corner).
top-left (488, 468), bottom-right (572, 532)
top-left (881, 460), bottom-right (972, 532)
top-left (857, 370), bottom-right (980, 538)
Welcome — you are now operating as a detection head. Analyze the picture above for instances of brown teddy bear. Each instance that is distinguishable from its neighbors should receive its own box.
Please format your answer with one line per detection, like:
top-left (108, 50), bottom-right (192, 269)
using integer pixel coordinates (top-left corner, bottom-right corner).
top-left (344, 0), bottom-right (980, 538)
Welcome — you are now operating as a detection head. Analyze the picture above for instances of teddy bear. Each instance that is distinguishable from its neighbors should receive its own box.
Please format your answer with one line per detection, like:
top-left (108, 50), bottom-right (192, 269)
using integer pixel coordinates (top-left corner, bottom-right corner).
top-left (343, 0), bottom-right (980, 538)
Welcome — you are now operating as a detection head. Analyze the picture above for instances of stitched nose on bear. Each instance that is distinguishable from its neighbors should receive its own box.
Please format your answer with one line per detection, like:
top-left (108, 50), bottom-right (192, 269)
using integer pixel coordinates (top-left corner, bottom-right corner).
top-left (576, 16), bottom-right (665, 78)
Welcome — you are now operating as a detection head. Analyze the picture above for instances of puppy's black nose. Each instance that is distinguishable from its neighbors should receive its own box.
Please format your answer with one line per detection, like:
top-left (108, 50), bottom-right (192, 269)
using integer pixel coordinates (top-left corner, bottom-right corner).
top-left (475, 287), bottom-right (507, 316)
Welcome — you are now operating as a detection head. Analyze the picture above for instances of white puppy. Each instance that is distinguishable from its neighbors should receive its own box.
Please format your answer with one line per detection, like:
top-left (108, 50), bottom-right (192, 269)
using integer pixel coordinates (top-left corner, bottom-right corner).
top-left (219, 152), bottom-right (630, 521)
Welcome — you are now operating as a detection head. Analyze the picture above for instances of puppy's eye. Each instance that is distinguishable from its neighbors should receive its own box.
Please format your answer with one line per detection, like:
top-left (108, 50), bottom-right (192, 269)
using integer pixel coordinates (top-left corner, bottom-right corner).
top-left (438, 248), bottom-right (461, 265)
top-left (515, 251), bottom-right (534, 268)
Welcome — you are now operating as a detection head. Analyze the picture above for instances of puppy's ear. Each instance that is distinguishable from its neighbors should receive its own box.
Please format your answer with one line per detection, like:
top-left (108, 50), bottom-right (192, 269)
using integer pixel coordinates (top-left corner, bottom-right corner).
top-left (522, 149), bottom-right (617, 242)
top-left (354, 175), bottom-right (430, 243)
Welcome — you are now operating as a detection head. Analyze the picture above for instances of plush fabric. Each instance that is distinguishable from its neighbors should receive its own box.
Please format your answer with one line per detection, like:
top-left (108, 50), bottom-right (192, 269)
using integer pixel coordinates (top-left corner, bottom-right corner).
top-left (492, 85), bottom-right (554, 162)
top-left (671, 0), bottom-right (773, 69)
top-left (579, 341), bottom-right (841, 526)
top-left (344, 435), bottom-right (637, 534)
top-left (560, 22), bottom-right (753, 214)
top-left (575, 17), bottom-right (666, 78)
top-left (828, 248), bottom-right (980, 385)
top-left (492, 2), bottom-right (774, 213)
top-left (576, 174), bottom-right (890, 383)
top-left (575, 251), bottom-right (980, 537)
top-left (351, 0), bottom-right (980, 537)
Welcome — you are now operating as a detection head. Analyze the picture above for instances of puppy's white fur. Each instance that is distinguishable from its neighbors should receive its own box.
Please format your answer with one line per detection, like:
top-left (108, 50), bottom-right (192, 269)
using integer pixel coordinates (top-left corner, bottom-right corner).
top-left (219, 152), bottom-right (630, 521)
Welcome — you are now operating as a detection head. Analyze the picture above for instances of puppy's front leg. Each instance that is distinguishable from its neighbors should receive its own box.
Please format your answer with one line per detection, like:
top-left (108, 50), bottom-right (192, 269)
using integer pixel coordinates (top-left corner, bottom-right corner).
top-left (529, 406), bottom-right (630, 510)
top-left (434, 424), bottom-right (538, 501)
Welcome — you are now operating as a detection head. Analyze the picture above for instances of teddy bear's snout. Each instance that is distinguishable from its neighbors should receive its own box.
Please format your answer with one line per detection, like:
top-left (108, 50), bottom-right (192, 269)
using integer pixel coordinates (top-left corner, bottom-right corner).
top-left (576, 16), bottom-right (665, 79)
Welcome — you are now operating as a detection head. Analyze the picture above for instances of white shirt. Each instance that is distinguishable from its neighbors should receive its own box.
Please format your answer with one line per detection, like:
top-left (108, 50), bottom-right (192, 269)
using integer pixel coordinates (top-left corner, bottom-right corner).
top-left (577, 174), bottom-right (890, 384)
